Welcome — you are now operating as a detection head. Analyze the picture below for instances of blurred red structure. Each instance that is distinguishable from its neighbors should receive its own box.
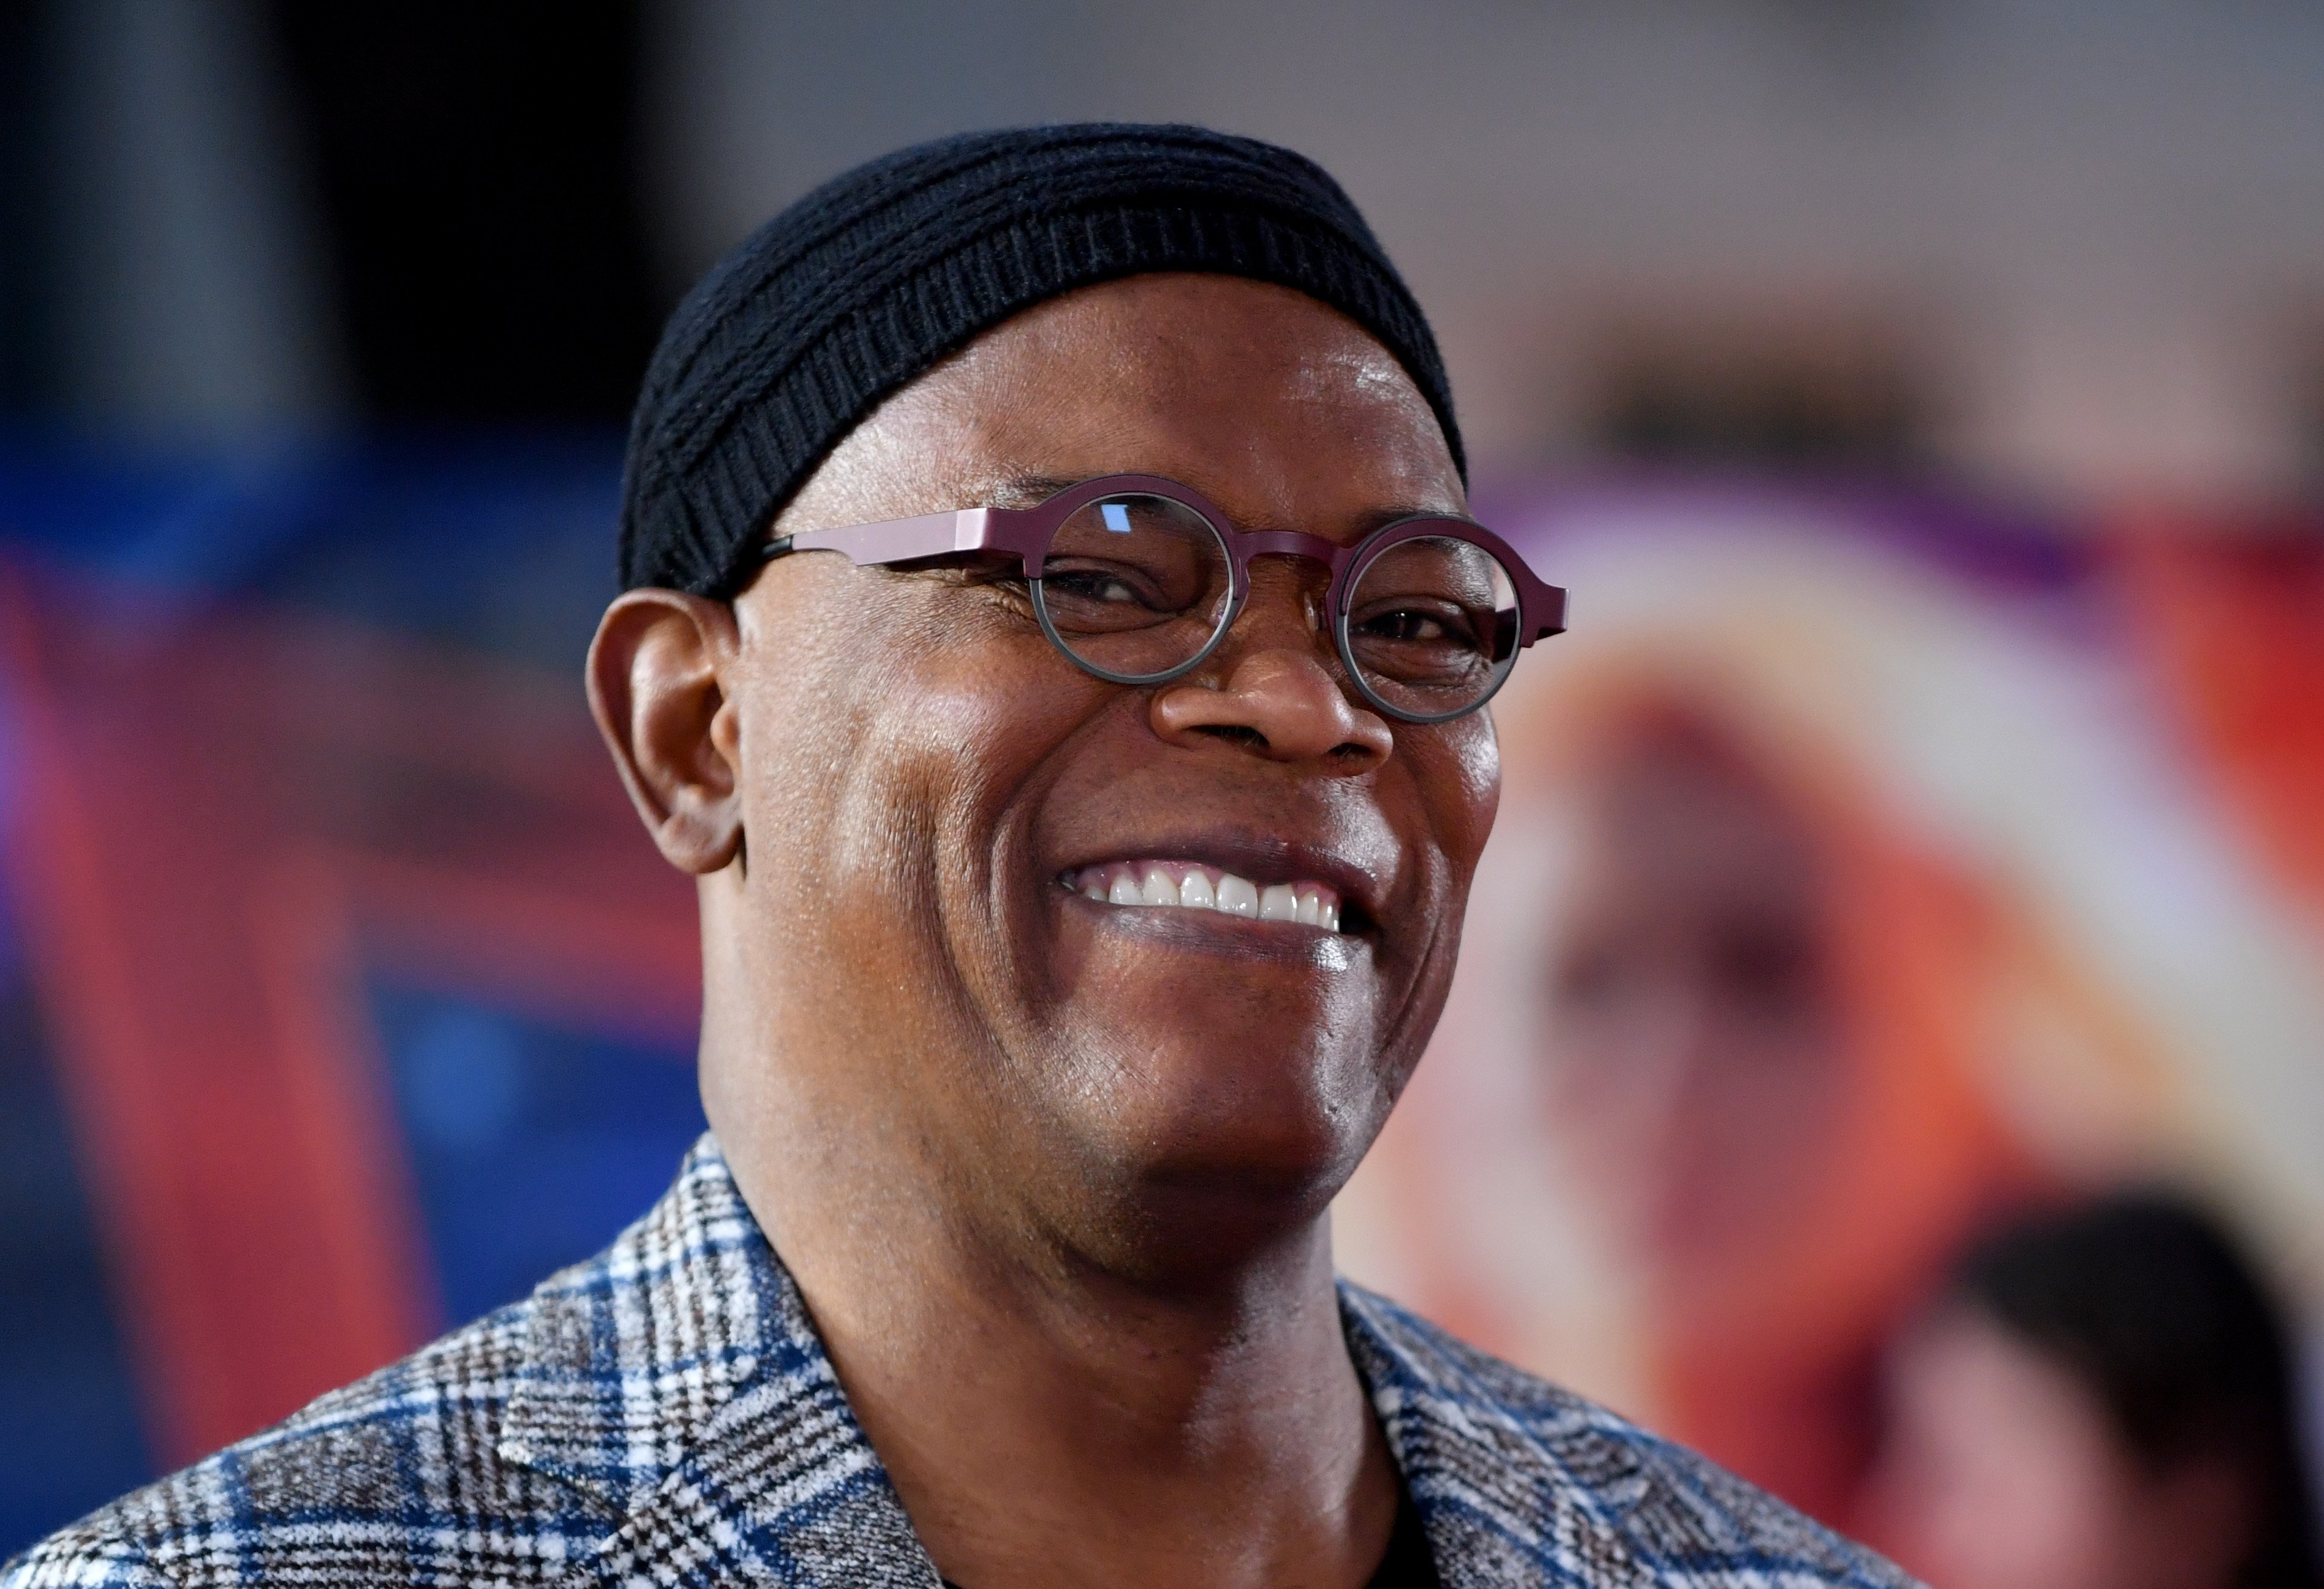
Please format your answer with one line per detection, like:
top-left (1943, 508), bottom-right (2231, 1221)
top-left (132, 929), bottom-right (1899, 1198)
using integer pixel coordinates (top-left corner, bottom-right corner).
top-left (2119, 521), bottom-right (2324, 924)
top-left (0, 566), bottom-right (697, 1464)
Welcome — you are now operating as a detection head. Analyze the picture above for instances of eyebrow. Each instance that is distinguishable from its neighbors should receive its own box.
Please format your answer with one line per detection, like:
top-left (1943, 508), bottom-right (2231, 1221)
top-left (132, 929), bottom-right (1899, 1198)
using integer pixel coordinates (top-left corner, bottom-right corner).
top-left (972, 471), bottom-right (1457, 534)
top-left (975, 473), bottom-right (1084, 510)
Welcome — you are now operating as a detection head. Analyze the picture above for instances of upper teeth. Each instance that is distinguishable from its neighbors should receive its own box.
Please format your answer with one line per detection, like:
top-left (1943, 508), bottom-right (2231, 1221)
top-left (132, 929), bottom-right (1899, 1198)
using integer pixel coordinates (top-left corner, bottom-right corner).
top-left (1067, 861), bottom-right (1343, 932)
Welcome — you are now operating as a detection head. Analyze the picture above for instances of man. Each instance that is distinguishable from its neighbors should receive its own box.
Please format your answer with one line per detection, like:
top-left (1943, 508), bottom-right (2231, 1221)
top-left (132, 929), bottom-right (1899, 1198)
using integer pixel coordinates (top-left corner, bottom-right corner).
top-left (7, 125), bottom-right (1913, 1589)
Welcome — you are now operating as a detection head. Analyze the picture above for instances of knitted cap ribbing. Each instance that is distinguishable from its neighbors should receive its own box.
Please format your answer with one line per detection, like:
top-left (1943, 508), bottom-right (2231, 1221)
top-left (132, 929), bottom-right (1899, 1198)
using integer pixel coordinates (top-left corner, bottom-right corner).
top-left (619, 123), bottom-right (1462, 595)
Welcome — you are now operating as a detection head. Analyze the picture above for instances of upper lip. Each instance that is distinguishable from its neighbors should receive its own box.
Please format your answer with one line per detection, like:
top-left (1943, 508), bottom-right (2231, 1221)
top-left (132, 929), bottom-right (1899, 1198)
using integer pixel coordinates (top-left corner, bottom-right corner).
top-left (1055, 830), bottom-right (1391, 925)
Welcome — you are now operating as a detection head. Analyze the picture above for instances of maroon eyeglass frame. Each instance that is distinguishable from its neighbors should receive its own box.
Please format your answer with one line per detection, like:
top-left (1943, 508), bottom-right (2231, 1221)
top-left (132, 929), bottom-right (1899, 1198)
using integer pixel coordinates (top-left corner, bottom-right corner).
top-left (763, 473), bottom-right (1569, 723)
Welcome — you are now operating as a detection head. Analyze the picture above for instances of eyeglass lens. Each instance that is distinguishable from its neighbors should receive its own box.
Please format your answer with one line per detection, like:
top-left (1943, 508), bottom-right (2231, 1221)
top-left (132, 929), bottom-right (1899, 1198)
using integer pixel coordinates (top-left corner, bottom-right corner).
top-left (1031, 491), bottom-right (1523, 718)
top-left (1343, 534), bottom-right (1522, 720)
top-left (1034, 494), bottom-right (1235, 683)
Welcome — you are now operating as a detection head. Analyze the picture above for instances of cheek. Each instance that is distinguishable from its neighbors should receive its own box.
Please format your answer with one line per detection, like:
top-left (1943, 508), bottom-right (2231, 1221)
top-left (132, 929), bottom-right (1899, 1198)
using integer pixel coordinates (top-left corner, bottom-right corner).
top-left (739, 580), bottom-right (1095, 912)
top-left (1432, 714), bottom-right (1503, 877)
top-left (1879, 1334), bottom-right (2137, 1589)
top-left (1930, 1422), bottom-right (2127, 1589)
top-left (852, 672), bottom-right (1091, 912)
top-left (1397, 715), bottom-right (1501, 927)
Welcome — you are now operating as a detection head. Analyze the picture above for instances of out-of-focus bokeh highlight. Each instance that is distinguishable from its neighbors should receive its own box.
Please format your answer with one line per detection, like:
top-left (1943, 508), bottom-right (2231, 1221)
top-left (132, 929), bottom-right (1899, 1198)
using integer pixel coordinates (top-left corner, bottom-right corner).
top-left (4, 3), bottom-right (2322, 1577)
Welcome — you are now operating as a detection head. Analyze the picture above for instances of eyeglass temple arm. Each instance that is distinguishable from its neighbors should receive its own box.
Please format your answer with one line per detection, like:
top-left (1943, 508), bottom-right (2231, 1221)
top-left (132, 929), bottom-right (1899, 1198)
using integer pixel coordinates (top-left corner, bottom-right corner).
top-left (767, 507), bottom-right (994, 566)
top-left (1521, 578), bottom-right (1569, 645)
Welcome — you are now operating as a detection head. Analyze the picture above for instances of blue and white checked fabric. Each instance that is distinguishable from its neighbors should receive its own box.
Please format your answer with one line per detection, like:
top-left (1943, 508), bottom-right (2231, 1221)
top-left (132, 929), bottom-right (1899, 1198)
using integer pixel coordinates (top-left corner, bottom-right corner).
top-left (6, 1136), bottom-right (1918, 1587)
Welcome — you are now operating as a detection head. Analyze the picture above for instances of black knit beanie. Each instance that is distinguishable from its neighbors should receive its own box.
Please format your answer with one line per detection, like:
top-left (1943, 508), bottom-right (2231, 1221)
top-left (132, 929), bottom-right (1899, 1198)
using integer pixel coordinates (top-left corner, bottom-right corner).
top-left (619, 123), bottom-right (1463, 596)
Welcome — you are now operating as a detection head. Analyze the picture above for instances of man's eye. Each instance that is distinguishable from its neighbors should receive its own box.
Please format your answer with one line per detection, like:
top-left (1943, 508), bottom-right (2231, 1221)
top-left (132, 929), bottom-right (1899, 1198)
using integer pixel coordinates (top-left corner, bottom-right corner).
top-left (1363, 608), bottom-right (1451, 643)
top-left (1049, 569), bottom-right (1146, 605)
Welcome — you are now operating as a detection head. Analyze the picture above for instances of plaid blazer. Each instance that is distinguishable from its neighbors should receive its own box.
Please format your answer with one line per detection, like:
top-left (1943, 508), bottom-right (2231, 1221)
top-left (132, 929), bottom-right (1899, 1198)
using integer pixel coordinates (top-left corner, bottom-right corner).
top-left (7, 1136), bottom-right (1917, 1588)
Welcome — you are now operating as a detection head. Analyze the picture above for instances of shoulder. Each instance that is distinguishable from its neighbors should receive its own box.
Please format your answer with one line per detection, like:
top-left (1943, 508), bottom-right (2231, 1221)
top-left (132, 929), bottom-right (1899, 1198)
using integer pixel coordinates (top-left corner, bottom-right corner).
top-left (4, 1530), bottom-right (172, 1589)
top-left (1338, 1283), bottom-right (1921, 1589)
top-left (4, 1136), bottom-right (768, 1589)
top-left (1, 1298), bottom-right (601, 1589)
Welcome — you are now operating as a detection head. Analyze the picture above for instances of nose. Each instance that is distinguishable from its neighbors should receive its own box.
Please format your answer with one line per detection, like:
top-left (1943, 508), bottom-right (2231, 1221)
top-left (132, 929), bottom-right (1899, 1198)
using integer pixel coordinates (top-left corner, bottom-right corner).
top-left (1149, 641), bottom-right (1395, 770)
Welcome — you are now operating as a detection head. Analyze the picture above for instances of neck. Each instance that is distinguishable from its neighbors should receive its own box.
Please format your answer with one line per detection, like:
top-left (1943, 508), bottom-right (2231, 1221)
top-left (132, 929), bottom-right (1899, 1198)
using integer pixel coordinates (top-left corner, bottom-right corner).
top-left (701, 977), bottom-right (1399, 1589)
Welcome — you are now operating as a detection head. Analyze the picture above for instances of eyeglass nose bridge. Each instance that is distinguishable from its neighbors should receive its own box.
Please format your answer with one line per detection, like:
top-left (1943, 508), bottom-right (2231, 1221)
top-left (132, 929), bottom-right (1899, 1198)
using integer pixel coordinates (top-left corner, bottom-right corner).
top-left (1216, 527), bottom-right (1358, 627)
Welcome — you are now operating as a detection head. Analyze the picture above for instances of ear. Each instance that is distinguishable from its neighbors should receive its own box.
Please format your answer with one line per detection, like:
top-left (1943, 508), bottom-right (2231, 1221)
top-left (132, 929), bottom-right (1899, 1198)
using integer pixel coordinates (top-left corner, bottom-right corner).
top-left (587, 589), bottom-right (746, 874)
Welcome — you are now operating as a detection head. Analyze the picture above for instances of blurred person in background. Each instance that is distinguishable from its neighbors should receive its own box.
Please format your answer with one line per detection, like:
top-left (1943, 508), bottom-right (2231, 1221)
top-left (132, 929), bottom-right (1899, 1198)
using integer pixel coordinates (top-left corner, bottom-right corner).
top-left (1864, 1190), bottom-right (2324, 1589)
top-left (1336, 526), bottom-right (2324, 1534)
top-left (1522, 684), bottom-right (2036, 1521)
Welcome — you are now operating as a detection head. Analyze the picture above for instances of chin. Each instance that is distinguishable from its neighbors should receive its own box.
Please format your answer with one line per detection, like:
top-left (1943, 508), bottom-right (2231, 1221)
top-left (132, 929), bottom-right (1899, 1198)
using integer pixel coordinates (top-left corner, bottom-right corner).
top-left (1009, 906), bottom-right (1418, 1263)
top-left (1055, 1040), bottom-right (1389, 1266)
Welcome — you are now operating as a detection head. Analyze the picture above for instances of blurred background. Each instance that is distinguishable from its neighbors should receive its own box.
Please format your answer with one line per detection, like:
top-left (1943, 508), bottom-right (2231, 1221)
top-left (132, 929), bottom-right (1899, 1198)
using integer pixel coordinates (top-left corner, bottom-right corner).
top-left (4, 2), bottom-right (2323, 1581)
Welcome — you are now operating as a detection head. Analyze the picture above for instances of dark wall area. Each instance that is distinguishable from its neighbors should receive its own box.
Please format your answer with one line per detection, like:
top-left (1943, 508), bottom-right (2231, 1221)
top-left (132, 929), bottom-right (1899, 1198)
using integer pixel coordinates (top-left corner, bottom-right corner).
top-left (267, 1), bottom-right (664, 420)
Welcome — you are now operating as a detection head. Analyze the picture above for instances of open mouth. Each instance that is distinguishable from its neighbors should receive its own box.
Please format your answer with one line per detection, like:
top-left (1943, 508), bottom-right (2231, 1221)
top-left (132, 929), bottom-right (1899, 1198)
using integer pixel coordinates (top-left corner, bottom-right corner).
top-left (1062, 861), bottom-right (1346, 932)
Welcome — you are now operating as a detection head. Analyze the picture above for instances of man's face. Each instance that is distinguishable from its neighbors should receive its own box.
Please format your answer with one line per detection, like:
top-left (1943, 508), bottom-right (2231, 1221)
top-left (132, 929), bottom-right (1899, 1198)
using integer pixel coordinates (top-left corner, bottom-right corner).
top-left (1537, 724), bottom-right (1842, 1307)
top-left (710, 275), bottom-right (1495, 1269)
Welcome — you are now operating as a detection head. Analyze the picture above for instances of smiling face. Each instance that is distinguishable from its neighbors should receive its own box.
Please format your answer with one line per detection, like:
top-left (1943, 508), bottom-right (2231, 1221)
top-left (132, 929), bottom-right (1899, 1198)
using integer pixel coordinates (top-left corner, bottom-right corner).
top-left (689, 274), bottom-right (1495, 1276)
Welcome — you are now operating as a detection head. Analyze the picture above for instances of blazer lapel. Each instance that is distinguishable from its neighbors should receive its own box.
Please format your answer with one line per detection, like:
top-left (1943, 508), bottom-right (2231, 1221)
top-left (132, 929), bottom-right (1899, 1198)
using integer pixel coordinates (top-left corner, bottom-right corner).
top-left (504, 1135), bottom-right (939, 1587)
top-left (1341, 1285), bottom-right (1658, 1589)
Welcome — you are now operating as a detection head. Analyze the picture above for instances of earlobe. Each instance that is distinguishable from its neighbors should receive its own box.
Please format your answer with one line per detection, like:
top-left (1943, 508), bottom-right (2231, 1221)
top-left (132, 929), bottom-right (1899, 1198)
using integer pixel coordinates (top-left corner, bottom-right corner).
top-left (587, 590), bottom-right (746, 875)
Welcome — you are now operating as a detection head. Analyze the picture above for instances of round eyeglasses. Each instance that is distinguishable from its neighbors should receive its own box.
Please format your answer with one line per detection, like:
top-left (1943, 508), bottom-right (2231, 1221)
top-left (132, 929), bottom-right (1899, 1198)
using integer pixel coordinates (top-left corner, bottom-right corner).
top-left (762, 474), bottom-right (1567, 724)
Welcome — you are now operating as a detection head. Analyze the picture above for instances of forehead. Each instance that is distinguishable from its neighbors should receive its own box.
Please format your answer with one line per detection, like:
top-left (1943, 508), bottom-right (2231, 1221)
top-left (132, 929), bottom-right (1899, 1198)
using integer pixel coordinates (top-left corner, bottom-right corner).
top-left (848, 274), bottom-right (1463, 539)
